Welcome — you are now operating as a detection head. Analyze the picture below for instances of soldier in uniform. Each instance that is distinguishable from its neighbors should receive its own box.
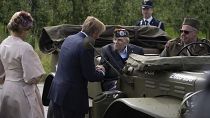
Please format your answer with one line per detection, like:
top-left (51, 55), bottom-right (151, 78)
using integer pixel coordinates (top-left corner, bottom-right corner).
top-left (160, 18), bottom-right (210, 57)
top-left (136, 0), bottom-right (165, 31)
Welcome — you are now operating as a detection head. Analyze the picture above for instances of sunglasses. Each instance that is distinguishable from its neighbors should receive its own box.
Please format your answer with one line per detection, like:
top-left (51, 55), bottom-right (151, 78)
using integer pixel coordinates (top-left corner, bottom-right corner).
top-left (180, 30), bottom-right (194, 34)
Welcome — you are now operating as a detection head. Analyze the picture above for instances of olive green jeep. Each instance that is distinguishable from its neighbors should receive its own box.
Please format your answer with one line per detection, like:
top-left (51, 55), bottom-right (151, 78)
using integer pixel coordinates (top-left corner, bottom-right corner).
top-left (40, 25), bottom-right (210, 118)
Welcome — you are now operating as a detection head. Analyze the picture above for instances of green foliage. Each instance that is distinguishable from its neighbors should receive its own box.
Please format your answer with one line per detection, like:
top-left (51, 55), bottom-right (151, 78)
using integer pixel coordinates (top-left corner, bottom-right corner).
top-left (36, 49), bottom-right (51, 74)
top-left (0, 0), bottom-right (210, 74)
top-left (0, 0), bottom-right (209, 38)
top-left (155, 0), bottom-right (210, 38)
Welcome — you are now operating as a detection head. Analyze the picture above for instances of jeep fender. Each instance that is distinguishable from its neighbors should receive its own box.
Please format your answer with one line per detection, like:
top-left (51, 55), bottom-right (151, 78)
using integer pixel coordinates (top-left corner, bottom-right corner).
top-left (104, 97), bottom-right (181, 118)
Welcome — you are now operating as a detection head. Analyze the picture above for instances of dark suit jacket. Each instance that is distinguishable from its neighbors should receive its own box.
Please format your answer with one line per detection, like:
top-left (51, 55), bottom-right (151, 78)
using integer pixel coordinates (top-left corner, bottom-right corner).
top-left (136, 17), bottom-right (165, 31)
top-left (48, 32), bottom-right (104, 114)
top-left (100, 43), bottom-right (144, 80)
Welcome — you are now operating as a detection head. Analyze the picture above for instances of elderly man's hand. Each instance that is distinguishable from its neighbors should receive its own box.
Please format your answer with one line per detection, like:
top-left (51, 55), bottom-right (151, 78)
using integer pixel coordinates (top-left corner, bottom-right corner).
top-left (96, 65), bottom-right (105, 75)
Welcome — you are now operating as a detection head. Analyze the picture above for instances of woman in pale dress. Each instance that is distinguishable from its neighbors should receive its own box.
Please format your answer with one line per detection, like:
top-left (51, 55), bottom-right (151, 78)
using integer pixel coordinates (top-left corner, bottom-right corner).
top-left (0, 11), bottom-right (45, 118)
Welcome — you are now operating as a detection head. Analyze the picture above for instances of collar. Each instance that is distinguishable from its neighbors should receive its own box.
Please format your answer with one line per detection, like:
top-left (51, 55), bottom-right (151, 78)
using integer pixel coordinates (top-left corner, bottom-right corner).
top-left (119, 46), bottom-right (127, 53)
top-left (182, 38), bottom-right (198, 46)
top-left (119, 46), bottom-right (128, 59)
top-left (144, 16), bottom-right (153, 23)
top-left (80, 31), bottom-right (88, 37)
top-left (9, 35), bottom-right (24, 42)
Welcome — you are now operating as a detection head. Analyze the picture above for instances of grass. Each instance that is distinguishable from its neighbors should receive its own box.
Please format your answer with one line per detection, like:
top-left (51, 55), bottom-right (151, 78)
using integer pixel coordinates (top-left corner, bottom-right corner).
top-left (35, 49), bottom-right (52, 74)
top-left (36, 49), bottom-right (52, 82)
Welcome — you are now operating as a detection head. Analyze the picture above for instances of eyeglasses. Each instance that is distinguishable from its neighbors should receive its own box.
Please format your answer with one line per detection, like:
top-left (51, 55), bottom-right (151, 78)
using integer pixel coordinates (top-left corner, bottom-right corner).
top-left (180, 30), bottom-right (194, 35)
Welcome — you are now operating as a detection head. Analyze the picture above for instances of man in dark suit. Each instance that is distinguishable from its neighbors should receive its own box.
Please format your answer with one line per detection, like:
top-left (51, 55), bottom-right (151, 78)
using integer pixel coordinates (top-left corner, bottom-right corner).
top-left (100, 28), bottom-right (144, 91)
top-left (136, 0), bottom-right (165, 31)
top-left (47, 16), bottom-right (106, 118)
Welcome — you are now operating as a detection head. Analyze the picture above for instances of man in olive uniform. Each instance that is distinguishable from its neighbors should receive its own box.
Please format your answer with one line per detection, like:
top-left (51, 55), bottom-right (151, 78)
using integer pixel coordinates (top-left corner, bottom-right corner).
top-left (160, 18), bottom-right (210, 57)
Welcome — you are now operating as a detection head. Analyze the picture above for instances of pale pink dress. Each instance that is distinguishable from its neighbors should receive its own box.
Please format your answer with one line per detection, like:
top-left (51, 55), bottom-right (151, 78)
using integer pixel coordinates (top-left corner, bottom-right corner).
top-left (0, 36), bottom-right (45, 118)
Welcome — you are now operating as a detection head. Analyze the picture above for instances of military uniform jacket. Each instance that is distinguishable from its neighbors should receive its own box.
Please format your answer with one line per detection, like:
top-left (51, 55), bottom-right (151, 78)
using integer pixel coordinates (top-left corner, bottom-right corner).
top-left (100, 43), bottom-right (144, 79)
top-left (160, 37), bottom-right (210, 57)
top-left (136, 17), bottom-right (165, 31)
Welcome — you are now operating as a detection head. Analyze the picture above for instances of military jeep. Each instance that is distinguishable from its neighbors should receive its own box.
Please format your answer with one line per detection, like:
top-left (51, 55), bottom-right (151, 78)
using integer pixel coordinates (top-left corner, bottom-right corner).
top-left (39, 25), bottom-right (210, 118)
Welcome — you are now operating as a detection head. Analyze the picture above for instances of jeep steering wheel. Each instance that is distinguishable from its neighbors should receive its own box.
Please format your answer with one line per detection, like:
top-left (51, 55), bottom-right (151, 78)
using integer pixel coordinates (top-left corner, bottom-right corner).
top-left (177, 42), bottom-right (210, 56)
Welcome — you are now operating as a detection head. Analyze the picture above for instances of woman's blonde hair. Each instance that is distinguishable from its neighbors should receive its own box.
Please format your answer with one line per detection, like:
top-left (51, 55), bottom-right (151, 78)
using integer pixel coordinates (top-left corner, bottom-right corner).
top-left (82, 16), bottom-right (106, 36)
top-left (7, 11), bottom-right (33, 32)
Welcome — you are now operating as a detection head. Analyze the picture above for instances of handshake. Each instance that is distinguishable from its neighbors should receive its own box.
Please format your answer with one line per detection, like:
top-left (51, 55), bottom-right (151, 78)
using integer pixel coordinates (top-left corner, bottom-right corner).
top-left (96, 65), bottom-right (105, 76)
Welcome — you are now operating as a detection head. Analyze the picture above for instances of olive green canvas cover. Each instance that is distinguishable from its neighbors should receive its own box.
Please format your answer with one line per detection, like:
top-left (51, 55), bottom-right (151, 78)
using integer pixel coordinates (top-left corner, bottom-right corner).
top-left (126, 54), bottom-right (210, 71)
top-left (39, 25), bottom-right (169, 53)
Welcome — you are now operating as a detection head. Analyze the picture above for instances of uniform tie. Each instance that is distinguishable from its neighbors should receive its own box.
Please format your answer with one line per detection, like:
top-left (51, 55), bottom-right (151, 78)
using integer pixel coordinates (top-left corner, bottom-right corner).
top-left (145, 20), bottom-right (148, 25)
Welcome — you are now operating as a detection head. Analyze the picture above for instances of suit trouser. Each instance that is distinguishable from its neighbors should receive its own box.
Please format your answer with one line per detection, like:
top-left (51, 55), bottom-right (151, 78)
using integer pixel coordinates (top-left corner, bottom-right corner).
top-left (47, 101), bottom-right (85, 118)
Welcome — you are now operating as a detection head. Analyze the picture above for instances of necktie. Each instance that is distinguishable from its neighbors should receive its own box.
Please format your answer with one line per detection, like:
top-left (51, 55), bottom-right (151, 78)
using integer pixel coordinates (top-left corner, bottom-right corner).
top-left (145, 20), bottom-right (148, 25)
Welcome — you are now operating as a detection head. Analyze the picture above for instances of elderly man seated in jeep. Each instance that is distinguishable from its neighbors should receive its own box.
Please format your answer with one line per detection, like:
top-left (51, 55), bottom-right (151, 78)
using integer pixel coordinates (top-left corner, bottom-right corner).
top-left (100, 28), bottom-right (144, 91)
top-left (160, 18), bottom-right (210, 57)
